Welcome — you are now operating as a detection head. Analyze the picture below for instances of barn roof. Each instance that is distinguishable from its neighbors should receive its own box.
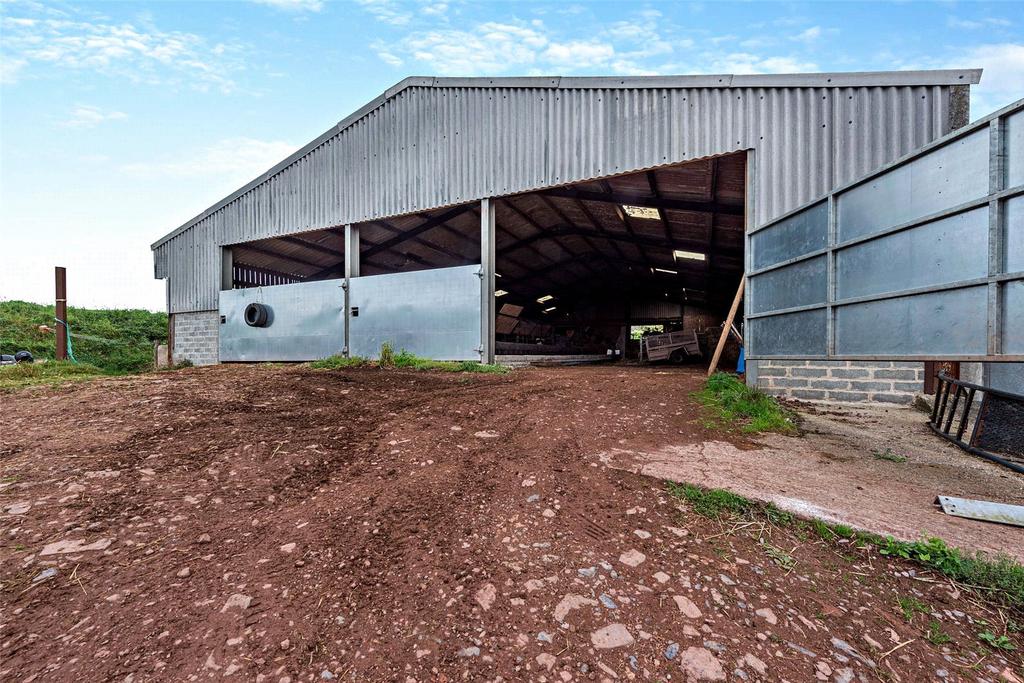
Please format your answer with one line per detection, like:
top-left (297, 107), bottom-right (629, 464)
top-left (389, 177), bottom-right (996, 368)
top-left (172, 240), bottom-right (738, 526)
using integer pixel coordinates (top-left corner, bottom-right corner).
top-left (151, 70), bottom-right (980, 251)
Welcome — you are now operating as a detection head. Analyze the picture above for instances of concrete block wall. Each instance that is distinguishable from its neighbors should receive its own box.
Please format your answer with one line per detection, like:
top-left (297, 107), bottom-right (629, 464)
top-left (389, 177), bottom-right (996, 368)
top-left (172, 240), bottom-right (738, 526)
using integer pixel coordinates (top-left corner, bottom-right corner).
top-left (172, 310), bottom-right (220, 366)
top-left (755, 360), bottom-right (924, 405)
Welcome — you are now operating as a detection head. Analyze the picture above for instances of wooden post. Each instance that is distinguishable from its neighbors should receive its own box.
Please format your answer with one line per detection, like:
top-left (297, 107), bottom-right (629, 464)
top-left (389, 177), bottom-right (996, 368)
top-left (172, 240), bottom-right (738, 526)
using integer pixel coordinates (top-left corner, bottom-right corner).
top-left (707, 277), bottom-right (745, 377)
top-left (55, 266), bottom-right (68, 361)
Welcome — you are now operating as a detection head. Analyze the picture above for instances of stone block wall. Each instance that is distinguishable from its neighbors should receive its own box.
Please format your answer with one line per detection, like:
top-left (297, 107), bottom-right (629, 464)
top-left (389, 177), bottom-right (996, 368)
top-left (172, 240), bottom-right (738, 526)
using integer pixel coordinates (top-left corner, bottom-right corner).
top-left (754, 360), bottom-right (924, 405)
top-left (171, 310), bottom-right (220, 366)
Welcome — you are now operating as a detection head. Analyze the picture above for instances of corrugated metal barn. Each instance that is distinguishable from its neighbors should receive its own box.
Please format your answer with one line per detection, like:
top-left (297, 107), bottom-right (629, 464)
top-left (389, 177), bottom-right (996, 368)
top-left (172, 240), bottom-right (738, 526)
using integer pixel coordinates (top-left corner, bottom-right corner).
top-left (153, 68), bottom-right (1024, 402)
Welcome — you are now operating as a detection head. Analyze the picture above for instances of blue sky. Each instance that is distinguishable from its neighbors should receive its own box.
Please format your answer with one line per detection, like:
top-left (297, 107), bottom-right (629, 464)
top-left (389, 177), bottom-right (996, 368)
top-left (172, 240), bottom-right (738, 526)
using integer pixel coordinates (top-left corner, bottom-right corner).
top-left (1, 0), bottom-right (1022, 311)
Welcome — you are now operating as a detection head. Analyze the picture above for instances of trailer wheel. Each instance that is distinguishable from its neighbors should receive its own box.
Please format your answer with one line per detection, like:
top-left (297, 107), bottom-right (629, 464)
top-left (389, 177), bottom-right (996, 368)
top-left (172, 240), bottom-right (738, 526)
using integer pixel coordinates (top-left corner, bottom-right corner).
top-left (669, 349), bottom-right (686, 364)
top-left (244, 303), bottom-right (270, 327)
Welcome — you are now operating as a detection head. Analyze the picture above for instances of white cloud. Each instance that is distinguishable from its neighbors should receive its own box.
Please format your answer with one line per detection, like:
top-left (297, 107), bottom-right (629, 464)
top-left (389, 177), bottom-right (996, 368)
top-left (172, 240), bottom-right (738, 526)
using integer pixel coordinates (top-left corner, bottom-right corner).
top-left (0, 57), bottom-right (27, 84)
top-left (0, 12), bottom-right (244, 91)
top-left (357, 0), bottom-right (413, 26)
top-left (122, 137), bottom-right (299, 184)
top-left (542, 40), bottom-right (615, 67)
top-left (376, 49), bottom-right (403, 67)
top-left (739, 36), bottom-right (777, 50)
top-left (59, 104), bottom-right (128, 129)
top-left (387, 22), bottom-right (549, 74)
top-left (945, 43), bottom-right (1024, 117)
top-left (791, 26), bottom-right (822, 42)
top-left (371, 10), bottom-right (826, 80)
top-left (251, 0), bottom-right (324, 11)
top-left (947, 16), bottom-right (1012, 30)
top-left (702, 52), bottom-right (818, 75)
top-left (420, 2), bottom-right (448, 17)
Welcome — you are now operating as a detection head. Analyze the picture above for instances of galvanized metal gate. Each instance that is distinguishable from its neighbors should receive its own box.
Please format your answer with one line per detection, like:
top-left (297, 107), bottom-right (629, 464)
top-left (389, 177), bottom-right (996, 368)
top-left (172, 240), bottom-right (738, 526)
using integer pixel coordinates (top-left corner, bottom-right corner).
top-left (218, 265), bottom-right (481, 362)
top-left (746, 98), bottom-right (1024, 361)
top-left (219, 279), bottom-right (346, 362)
top-left (347, 265), bottom-right (482, 360)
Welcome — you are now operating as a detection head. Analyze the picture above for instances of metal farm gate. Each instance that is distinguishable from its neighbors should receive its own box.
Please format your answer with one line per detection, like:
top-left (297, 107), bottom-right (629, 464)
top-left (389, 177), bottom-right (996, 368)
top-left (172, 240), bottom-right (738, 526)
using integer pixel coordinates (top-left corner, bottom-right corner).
top-left (746, 98), bottom-right (1024, 362)
top-left (218, 265), bottom-right (482, 362)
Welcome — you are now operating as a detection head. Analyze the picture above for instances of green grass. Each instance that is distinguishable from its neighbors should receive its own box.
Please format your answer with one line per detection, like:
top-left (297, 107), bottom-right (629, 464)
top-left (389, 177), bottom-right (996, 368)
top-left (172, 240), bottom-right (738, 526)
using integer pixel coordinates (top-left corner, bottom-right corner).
top-left (897, 595), bottom-right (930, 622)
top-left (0, 360), bottom-right (105, 390)
top-left (379, 341), bottom-right (396, 368)
top-left (695, 372), bottom-right (797, 434)
top-left (309, 345), bottom-right (510, 375)
top-left (667, 480), bottom-right (1024, 611)
top-left (926, 620), bottom-right (952, 645)
top-left (309, 355), bottom-right (369, 369)
top-left (876, 536), bottom-right (1024, 609)
top-left (392, 349), bottom-right (509, 374)
top-left (668, 481), bottom-right (752, 518)
top-left (978, 631), bottom-right (1017, 651)
top-left (0, 300), bottom-right (166, 374)
top-left (872, 447), bottom-right (908, 463)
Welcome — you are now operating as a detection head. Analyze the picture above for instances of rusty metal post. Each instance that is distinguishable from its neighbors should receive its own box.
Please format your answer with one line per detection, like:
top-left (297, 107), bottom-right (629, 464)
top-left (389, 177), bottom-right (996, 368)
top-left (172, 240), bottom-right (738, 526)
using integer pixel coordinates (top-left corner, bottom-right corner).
top-left (55, 266), bottom-right (68, 361)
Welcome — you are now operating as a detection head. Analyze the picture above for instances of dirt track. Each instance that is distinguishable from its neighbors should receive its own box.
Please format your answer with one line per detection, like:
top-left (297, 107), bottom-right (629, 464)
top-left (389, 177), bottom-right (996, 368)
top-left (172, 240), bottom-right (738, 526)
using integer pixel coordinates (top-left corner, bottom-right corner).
top-left (1, 365), bottom-right (1022, 682)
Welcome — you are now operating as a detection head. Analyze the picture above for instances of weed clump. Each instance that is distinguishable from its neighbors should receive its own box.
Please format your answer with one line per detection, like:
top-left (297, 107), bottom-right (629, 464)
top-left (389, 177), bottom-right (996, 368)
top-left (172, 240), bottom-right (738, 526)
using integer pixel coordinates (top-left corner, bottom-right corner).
top-left (0, 361), bottom-right (104, 390)
top-left (872, 447), bottom-right (908, 463)
top-left (667, 481), bottom-right (1024, 611)
top-left (668, 482), bottom-right (751, 518)
top-left (309, 346), bottom-right (509, 375)
top-left (309, 355), bottom-right (368, 369)
top-left (696, 372), bottom-right (796, 434)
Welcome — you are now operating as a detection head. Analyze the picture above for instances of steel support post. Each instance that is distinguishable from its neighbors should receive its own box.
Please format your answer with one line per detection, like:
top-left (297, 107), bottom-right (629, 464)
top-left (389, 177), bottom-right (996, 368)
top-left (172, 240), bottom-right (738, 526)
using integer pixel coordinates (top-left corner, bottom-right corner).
top-left (344, 224), bottom-right (360, 279)
top-left (344, 224), bottom-right (359, 357)
top-left (986, 117), bottom-right (1006, 358)
top-left (221, 247), bottom-right (233, 291)
top-left (480, 198), bottom-right (496, 364)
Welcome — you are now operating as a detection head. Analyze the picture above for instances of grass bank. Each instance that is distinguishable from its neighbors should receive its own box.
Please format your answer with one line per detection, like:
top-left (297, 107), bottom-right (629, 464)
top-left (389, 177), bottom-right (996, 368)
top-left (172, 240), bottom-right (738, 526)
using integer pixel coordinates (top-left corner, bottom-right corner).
top-left (0, 361), bottom-right (106, 390)
top-left (310, 343), bottom-right (509, 375)
top-left (0, 300), bottom-right (166, 374)
top-left (696, 372), bottom-right (797, 434)
top-left (668, 481), bottom-right (1024, 613)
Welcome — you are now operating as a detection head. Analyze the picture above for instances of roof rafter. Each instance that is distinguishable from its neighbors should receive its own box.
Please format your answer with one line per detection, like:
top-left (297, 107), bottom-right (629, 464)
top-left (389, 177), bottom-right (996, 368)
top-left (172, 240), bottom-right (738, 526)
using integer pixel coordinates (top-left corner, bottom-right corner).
top-left (362, 204), bottom-right (476, 258)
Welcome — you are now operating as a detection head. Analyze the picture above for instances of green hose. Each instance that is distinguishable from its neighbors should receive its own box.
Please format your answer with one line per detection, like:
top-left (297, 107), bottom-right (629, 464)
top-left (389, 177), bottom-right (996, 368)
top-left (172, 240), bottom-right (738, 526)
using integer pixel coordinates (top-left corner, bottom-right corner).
top-left (53, 317), bottom-right (78, 363)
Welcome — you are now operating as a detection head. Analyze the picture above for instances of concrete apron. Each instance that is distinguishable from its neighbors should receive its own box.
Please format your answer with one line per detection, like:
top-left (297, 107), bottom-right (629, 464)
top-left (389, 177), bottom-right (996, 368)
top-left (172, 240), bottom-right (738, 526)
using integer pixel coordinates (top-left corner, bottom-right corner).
top-left (594, 406), bottom-right (1024, 562)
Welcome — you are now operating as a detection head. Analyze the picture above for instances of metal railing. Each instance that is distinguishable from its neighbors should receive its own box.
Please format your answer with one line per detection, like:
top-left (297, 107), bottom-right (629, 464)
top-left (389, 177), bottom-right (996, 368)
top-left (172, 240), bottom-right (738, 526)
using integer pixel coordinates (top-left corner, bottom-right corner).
top-left (929, 372), bottom-right (1024, 474)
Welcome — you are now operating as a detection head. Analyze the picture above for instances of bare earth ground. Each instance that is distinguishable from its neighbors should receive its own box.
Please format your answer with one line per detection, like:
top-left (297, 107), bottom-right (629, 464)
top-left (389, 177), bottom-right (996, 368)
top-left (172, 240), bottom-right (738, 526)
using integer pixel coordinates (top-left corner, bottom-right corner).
top-left (602, 398), bottom-right (1024, 563)
top-left (1, 364), bottom-right (1022, 682)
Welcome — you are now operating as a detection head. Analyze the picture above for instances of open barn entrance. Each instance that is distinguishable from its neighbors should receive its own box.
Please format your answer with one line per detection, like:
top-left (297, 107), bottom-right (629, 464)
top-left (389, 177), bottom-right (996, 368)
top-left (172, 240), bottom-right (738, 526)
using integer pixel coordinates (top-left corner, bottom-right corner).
top-left (493, 152), bottom-right (747, 367)
top-left (219, 152), bottom-right (746, 367)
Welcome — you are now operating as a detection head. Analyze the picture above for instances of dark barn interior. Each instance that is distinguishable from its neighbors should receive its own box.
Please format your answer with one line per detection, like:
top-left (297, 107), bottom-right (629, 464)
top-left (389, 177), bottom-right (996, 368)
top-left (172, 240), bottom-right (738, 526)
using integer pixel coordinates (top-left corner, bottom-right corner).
top-left (225, 151), bottom-right (747, 362)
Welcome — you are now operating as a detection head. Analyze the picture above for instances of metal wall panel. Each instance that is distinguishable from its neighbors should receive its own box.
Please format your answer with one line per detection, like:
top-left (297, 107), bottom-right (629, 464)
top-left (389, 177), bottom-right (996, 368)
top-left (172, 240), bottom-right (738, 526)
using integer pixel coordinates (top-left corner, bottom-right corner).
top-left (835, 208), bottom-right (989, 300)
top-left (834, 287), bottom-right (989, 356)
top-left (749, 97), bottom-right (1024, 361)
top-left (152, 72), bottom-right (974, 314)
top-left (1009, 183), bottom-right (1024, 274)
top-left (747, 309), bottom-right (827, 356)
top-left (749, 255), bottom-right (827, 314)
top-left (836, 128), bottom-right (989, 242)
top-left (219, 279), bottom-right (345, 362)
top-left (348, 264), bottom-right (481, 360)
top-left (749, 201), bottom-right (827, 269)
top-left (1008, 109), bottom-right (1024, 189)
top-left (1004, 281), bottom-right (1024, 354)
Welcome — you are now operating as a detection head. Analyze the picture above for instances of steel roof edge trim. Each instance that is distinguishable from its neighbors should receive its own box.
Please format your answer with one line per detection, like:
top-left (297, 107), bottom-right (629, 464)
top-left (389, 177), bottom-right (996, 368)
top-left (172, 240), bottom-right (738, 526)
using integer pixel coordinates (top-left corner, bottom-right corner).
top-left (151, 68), bottom-right (982, 251)
top-left (750, 92), bottom-right (1022, 235)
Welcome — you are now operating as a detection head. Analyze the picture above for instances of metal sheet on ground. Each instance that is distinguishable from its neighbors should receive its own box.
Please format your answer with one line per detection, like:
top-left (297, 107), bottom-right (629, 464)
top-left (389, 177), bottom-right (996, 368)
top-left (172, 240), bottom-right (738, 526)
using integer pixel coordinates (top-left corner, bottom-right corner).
top-left (348, 264), bottom-right (482, 361)
top-left (219, 279), bottom-right (345, 361)
top-left (935, 496), bottom-right (1024, 528)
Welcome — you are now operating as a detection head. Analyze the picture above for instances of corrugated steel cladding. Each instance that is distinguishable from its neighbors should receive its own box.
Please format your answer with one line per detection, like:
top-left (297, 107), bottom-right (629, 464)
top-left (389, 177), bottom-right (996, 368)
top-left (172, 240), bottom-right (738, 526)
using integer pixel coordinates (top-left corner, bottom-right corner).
top-left (153, 72), bottom-right (978, 314)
